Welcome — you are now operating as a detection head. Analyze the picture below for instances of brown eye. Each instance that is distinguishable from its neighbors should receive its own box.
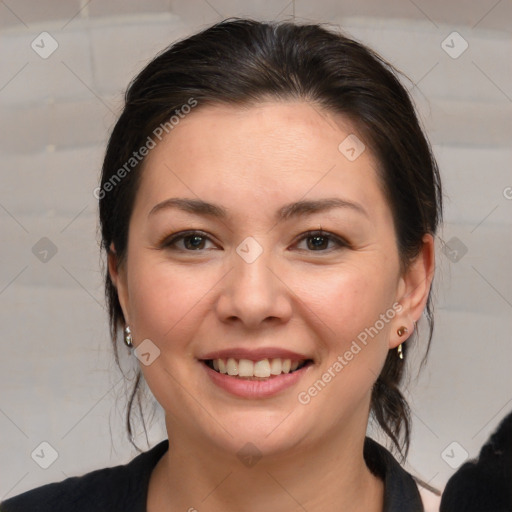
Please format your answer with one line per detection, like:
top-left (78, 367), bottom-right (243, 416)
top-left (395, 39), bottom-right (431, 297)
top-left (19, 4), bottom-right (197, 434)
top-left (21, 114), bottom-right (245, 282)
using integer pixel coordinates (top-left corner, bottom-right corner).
top-left (161, 231), bottom-right (216, 251)
top-left (295, 230), bottom-right (348, 252)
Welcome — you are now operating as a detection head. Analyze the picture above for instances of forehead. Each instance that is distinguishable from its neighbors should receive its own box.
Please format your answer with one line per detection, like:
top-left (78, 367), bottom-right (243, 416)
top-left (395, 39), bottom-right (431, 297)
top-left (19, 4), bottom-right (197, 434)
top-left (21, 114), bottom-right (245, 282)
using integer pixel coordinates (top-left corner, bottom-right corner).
top-left (134, 100), bottom-right (389, 223)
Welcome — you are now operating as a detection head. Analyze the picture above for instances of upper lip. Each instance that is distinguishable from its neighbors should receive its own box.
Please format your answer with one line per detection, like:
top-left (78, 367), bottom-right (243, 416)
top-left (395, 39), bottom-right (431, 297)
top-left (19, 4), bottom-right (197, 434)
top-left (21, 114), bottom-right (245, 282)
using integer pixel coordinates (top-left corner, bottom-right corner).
top-left (199, 347), bottom-right (313, 362)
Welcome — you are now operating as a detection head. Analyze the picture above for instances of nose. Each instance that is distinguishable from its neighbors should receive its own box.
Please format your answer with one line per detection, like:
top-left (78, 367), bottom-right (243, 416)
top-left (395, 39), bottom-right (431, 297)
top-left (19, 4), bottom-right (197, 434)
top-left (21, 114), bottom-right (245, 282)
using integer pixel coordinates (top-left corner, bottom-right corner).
top-left (215, 238), bottom-right (293, 330)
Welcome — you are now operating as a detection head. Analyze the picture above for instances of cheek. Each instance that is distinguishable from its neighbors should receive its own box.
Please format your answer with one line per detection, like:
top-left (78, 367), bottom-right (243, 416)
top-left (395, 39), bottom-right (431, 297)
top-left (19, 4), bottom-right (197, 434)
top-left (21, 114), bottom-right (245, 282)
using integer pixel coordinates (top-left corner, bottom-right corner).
top-left (295, 266), bottom-right (395, 421)
top-left (124, 258), bottom-right (209, 401)
top-left (126, 255), bottom-right (202, 344)
top-left (296, 262), bottom-right (394, 347)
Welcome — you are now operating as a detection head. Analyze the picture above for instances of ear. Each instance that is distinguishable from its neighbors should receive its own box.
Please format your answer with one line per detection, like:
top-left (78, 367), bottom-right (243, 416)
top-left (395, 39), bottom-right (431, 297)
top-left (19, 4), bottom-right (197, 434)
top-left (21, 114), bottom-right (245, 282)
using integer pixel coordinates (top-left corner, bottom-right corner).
top-left (107, 242), bottom-right (130, 325)
top-left (390, 234), bottom-right (435, 350)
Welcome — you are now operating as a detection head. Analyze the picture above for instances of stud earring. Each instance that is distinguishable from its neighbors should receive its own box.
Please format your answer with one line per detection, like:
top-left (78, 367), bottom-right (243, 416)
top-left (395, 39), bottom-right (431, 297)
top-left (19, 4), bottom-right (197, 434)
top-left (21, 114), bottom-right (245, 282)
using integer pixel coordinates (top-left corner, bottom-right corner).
top-left (124, 325), bottom-right (133, 347)
top-left (397, 326), bottom-right (408, 337)
top-left (396, 326), bottom-right (408, 360)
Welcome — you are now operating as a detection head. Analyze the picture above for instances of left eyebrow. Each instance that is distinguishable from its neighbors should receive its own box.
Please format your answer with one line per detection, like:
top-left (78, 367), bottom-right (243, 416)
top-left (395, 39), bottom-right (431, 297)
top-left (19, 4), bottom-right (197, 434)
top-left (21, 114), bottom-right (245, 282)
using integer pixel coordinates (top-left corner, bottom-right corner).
top-left (148, 197), bottom-right (369, 221)
top-left (277, 197), bottom-right (369, 221)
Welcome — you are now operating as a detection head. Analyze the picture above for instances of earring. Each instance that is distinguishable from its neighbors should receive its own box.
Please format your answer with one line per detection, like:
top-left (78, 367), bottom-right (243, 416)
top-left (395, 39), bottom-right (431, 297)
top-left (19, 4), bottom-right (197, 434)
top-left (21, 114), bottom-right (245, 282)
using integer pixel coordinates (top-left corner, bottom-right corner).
top-left (397, 326), bottom-right (408, 337)
top-left (124, 325), bottom-right (133, 347)
top-left (396, 326), bottom-right (408, 360)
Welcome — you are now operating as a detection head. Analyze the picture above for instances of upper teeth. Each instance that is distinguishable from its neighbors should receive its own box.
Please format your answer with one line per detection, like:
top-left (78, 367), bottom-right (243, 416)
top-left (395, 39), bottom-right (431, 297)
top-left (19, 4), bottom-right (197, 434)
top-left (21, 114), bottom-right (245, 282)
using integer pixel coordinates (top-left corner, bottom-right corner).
top-left (212, 358), bottom-right (301, 378)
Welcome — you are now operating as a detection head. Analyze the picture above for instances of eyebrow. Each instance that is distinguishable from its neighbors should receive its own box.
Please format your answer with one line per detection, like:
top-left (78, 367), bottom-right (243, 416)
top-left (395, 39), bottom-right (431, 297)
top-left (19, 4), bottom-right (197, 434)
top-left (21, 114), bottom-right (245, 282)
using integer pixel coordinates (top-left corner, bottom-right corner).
top-left (148, 197), bottom-right (368, 221)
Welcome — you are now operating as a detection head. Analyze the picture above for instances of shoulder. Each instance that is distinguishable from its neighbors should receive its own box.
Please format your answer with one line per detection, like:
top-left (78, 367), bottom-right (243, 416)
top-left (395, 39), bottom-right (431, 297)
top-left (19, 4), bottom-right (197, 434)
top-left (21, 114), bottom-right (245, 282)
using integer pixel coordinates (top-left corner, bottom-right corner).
top-left (1, 465), bottom-right (122, 512)
top-left (0, 440), bottom-right (169, 512)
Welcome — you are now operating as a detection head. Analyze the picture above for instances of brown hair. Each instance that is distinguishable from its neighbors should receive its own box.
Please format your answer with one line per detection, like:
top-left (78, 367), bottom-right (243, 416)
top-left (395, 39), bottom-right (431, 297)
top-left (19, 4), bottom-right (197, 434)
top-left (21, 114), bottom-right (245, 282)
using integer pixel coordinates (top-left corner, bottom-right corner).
top-left (98, 18), bottom-right (442, 460)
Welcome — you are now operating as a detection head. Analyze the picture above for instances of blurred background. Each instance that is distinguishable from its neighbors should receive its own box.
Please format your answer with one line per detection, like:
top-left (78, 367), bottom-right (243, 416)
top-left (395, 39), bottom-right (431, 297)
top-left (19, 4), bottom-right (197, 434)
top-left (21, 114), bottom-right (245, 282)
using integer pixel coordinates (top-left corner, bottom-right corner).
top-left (1, 0), bottom-right (511, 500)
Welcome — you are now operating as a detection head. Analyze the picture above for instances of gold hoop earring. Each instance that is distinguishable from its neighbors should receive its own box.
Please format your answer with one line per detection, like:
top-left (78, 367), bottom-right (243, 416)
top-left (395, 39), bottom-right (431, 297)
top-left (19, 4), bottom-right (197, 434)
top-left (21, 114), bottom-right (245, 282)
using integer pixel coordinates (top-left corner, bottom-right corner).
top-left (397, 343), bottom-right (404, 359)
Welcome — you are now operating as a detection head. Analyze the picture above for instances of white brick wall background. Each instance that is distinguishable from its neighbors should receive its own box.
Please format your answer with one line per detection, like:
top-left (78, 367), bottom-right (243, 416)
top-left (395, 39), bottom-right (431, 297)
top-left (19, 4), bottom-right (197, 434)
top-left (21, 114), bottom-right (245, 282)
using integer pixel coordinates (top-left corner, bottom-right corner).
top-left (1, 0), bottom-right (511, 501)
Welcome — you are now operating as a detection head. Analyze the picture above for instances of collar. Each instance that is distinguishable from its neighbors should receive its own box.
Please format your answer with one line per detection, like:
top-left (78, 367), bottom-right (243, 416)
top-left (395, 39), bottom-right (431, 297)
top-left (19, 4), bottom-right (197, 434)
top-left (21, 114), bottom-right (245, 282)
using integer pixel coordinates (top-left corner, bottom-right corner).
top-left (139, 437), bottom-right (424, 511)
top-left (364, 436), bottom-right (424, 511)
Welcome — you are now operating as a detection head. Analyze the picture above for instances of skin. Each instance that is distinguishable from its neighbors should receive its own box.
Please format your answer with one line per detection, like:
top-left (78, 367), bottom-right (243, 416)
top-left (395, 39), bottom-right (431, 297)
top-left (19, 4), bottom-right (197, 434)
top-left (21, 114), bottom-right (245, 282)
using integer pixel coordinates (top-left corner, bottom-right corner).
top-left (108, 100), bottom-right (435, 512)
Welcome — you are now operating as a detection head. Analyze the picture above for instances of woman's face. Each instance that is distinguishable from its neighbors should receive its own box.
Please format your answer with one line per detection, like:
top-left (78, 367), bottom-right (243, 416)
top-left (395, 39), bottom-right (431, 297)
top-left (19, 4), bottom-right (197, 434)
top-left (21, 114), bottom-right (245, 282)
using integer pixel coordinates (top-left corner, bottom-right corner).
top-left (110, 100), bottom-right (430, 458)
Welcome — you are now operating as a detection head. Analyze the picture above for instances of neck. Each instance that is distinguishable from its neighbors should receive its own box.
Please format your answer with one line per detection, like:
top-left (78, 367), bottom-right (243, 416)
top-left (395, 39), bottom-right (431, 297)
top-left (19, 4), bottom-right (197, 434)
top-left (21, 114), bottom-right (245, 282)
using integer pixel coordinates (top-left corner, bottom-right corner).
top-left (148, 416), bottom-right (385, 512)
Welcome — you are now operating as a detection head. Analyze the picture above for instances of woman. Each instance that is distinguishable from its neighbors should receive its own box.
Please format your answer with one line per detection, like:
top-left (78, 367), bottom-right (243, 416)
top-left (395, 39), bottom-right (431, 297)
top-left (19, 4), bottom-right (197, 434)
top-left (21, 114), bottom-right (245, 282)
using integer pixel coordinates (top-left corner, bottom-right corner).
top-left (1, 18), bottom-right (442, 512)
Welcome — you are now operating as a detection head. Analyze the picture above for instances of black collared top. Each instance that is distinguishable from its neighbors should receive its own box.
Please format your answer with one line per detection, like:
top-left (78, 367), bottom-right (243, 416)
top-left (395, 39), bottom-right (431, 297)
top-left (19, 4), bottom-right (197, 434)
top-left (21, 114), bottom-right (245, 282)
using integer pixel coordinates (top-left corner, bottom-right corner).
top-left (1, 437), bottom-right (424, 511)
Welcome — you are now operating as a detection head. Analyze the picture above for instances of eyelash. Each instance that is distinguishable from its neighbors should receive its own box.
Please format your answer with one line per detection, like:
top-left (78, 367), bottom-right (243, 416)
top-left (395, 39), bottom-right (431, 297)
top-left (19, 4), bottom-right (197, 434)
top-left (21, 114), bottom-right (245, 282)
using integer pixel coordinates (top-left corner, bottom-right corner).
top-left (160, 229), bottom-right (349, 253)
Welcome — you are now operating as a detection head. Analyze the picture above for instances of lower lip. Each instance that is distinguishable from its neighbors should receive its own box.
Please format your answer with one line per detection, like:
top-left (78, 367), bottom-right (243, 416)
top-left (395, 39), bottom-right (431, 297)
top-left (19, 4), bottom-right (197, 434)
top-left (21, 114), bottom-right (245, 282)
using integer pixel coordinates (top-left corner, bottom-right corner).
top-left (201, 361), bottom-right (312, 399)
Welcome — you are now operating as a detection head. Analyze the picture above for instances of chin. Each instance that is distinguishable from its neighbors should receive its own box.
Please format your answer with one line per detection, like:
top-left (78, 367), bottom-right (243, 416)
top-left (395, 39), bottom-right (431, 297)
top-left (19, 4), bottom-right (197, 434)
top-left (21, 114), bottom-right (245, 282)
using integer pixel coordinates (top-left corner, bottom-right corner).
top-left (205, 412), bottom-right (306, 458)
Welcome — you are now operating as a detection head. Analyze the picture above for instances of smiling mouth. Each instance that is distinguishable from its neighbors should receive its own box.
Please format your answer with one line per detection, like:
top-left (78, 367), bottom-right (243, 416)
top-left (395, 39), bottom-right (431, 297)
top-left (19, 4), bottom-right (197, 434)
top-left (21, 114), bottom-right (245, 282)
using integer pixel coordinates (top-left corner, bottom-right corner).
top-left (202, 357), bottom-right (313, 380)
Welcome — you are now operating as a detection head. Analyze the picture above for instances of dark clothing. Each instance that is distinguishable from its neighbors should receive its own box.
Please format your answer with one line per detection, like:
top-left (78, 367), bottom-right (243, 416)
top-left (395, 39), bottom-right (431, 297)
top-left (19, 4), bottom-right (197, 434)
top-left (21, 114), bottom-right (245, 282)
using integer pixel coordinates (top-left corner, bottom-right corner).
top-left (440, 411), bottom-right (512, 512)
top-left (1, 436), bottom-right (424, 511)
